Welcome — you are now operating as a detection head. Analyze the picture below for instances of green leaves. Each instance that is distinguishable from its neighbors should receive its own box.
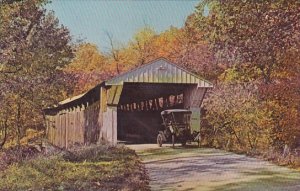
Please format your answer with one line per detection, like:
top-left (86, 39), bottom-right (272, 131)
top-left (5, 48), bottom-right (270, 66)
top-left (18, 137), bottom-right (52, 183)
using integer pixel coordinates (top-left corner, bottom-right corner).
top-left (0, 0), bottom-right (74, 145)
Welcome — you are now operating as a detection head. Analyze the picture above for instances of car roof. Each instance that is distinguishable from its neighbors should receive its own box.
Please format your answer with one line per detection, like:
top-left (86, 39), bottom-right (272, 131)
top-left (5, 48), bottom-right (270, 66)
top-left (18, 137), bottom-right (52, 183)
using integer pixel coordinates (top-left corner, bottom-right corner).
top-left (161, 109), bottom-right (192, 115)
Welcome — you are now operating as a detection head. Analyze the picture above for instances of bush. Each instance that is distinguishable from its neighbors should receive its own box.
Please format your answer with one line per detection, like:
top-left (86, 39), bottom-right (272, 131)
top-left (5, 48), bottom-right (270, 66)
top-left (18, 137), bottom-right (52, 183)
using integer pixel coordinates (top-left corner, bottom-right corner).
top-left (0, 144), bottom-right (149, 191)
top-left (202, 82), bottom-right (300, 169)
top-left (203, 83), bottom-right (271, 153)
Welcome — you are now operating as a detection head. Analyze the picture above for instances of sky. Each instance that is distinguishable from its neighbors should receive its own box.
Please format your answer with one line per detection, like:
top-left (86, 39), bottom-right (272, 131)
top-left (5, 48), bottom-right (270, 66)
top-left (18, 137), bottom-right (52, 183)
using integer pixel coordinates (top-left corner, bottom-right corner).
top-left (46, 0), bottom-right (199, 52)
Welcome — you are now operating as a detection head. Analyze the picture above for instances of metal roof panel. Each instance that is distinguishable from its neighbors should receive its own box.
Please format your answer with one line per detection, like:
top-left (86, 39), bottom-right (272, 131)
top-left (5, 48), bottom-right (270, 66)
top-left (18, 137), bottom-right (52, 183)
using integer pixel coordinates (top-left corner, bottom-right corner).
top-left (105, 58), bottom-right (213, 87)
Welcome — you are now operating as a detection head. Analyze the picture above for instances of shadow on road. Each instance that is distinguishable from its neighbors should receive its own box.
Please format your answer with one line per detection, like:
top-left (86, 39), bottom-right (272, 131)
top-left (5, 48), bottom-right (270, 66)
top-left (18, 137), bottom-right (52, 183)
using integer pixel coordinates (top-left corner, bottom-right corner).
top-left (130, 144), bottom-right (300, 191)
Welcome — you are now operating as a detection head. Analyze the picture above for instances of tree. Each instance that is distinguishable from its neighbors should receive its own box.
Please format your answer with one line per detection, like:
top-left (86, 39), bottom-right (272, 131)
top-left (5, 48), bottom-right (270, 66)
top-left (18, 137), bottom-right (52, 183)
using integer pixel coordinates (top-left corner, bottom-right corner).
top-left (128, 26), bottom-right (157, 66)
top-left (67, 43), bottom-right (107, 72)
top-left (196, 0), bottom-right (300, 152)
top-left (65, 43), bottom-right (113, 94)
top-left (195, 0), bottom-right (300, 84)
top-left (203, 83), bottom-right (272, 152)
top-left (175, 14), bottom-right (221, 81)
top-left (106, 32), bottom-right (123, 74)
top-left (0, 0), bottom-right (74, 146)
top-left (152, 26), bottom-right (182, 62)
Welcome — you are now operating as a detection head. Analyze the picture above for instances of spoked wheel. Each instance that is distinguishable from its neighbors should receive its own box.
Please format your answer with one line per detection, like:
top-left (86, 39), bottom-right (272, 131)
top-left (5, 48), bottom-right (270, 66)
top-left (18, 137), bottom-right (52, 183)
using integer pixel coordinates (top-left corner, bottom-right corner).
top-left (197, 135), bottom-right (202, 147)
top-left (171, 134), bottom-right (175, 148)
top-left (157, 134), bottom-right (163, 147)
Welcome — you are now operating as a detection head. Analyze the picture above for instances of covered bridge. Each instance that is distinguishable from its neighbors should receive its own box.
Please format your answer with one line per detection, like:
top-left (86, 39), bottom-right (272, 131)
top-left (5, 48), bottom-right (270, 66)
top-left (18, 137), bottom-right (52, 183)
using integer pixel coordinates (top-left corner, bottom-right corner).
top-left (44, 58), bottom-right (213, 148)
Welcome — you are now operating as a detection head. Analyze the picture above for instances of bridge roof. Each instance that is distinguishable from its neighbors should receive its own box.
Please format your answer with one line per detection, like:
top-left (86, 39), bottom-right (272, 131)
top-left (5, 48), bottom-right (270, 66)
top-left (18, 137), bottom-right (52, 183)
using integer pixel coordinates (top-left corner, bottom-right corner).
top-left (105, 58), bottom-right (213, 87)
top-left (44, 58), bottom-right (212, 112)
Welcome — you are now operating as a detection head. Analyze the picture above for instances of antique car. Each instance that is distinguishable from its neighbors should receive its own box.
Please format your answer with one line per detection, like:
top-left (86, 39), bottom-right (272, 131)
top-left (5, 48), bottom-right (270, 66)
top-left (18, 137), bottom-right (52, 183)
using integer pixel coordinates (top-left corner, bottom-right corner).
top-left (157, 109), bottom-right (201, 147)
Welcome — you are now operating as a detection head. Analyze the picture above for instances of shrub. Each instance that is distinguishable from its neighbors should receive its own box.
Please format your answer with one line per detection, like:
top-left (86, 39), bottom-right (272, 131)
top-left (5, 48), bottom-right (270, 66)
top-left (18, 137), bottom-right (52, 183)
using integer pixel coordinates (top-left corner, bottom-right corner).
top-left (0, 144), bottom-right (149, 191)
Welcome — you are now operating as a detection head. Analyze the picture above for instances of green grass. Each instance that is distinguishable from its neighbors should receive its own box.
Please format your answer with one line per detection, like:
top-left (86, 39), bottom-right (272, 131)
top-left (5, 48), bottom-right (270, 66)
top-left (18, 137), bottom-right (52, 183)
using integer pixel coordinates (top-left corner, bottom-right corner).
top-left (137, 145), bottom-right (228, 162)
top-left (213, 171), bottom-right (300, 191)
top-left (0, 145), bottom-right (149, 191)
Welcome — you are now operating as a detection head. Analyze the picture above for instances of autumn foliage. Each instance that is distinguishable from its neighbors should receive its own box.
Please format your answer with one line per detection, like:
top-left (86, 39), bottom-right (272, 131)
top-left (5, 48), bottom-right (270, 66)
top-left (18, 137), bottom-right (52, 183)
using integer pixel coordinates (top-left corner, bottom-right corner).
top-left (0, 0), bottom-right (299, 163)
top-left (0, 0), bottom-right (74, 147)
top-left (197, 0), bottom-right (300, 156)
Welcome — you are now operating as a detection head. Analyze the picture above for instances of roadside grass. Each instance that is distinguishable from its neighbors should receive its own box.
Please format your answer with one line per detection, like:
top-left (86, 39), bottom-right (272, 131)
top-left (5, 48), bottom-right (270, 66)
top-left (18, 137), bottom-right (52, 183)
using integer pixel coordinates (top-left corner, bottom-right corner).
top-left (213, 170), bottom-right (300, 191)
top-left (0, 145), bottom-right (150, 191)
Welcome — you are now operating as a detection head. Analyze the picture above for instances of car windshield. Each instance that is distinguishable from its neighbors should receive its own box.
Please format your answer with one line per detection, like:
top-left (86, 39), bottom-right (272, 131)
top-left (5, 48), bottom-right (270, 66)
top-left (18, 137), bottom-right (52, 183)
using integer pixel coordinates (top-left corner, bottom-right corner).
top-left (172, 112), bottom-right (191, 124)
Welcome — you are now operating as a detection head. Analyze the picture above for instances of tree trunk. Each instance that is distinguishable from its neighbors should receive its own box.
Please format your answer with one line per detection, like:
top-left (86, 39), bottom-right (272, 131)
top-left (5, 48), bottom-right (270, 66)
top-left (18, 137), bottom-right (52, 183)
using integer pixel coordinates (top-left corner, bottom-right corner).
top-left (16, 101), bottom-right (22, 146)
top-left (116, 61), bottom-right (120, 74)
top-left (0, 120), bottom-right (8, 149)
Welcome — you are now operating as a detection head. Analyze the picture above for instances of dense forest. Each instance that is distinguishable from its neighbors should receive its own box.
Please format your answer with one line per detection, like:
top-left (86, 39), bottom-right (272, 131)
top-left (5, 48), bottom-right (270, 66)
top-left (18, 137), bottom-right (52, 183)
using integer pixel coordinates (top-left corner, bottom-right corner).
top-left (0, 0), bottom-right (299, 162)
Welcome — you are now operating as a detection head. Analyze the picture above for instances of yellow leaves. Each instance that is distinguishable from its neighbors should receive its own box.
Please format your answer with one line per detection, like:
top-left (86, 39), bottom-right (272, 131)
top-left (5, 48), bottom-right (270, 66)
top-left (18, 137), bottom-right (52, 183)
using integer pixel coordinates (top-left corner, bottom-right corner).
top-left (219, 66), bottom-right (240, 82)
top-left (132, 26), bottom-right (156, 45)
top-left (66, 43), bottom-right (107, 73)
top-left (203, 83), bottom-right (289, 151)
top-left (219, 64), bottom-right (262, 83)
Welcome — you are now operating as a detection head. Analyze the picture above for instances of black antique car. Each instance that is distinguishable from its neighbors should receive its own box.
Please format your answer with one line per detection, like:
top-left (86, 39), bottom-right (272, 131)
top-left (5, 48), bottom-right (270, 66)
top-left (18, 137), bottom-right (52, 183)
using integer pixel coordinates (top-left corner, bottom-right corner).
top-left (157, 109), bottom-right (201, 147)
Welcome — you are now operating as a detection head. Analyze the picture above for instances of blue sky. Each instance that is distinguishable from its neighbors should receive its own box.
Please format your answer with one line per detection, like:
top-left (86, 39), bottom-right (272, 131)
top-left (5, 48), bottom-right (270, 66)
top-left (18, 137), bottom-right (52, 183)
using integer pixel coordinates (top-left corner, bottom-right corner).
top-left (46, 0), bottom-right (199, 51)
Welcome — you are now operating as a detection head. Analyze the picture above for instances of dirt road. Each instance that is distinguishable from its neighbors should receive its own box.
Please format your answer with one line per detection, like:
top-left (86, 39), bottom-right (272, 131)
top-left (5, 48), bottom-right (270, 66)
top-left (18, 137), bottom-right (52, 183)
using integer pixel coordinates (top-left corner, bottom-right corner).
top-left (128, 144), bottom-right (300, 191)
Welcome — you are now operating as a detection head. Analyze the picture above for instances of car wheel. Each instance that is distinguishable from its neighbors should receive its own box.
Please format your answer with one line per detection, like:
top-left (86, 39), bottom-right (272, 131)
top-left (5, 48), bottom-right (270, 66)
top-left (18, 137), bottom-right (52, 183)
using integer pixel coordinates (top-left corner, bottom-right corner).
top-left (157, 134), bottom-right (163, 147)
top-left (172, 134), bottom-right (175, 148)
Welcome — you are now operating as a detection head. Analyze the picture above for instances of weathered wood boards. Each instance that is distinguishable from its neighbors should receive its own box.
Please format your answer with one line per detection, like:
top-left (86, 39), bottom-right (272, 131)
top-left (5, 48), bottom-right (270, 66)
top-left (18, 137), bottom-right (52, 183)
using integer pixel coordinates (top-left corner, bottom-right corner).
top-left (184, 86), bottom-right (207, 132)
top-left (103, 106), bottom-right (117, 144)
top-left (45, 85), bottom-right (120, 148)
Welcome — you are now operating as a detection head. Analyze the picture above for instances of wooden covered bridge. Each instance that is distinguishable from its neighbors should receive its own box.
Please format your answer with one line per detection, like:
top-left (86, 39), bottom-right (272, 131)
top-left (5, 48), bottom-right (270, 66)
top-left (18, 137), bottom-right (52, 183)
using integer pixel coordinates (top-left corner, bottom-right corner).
top-left (44, 58), bottom-right (213, 148)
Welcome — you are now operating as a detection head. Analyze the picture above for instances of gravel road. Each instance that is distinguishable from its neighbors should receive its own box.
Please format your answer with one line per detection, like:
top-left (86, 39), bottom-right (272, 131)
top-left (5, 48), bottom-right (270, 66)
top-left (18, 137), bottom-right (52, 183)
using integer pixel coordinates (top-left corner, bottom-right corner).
top-left (128, 144), bottom-right (300, 191)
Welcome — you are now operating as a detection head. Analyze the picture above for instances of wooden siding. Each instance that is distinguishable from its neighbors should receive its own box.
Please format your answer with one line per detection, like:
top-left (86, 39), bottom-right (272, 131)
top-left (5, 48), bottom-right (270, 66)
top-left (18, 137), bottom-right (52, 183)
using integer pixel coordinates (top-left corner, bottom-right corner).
top-left (105, 58), bottom-right (213, 87)
top-left (45, 86), bottom-right (118, 147)
top-left (184, 86), bottom-right (206, 108)
top-left (184, 86), bottom-right (207, 132)
top-left (102, 106), bottom-right (117, 144)
top-left (46, 101), bottom-right (101, 148)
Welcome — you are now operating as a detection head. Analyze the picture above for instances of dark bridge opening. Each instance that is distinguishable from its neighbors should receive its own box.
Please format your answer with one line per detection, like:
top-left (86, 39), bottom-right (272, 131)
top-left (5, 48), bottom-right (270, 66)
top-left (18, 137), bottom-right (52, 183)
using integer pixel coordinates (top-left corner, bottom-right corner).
top-left (117, 82), bottom-right (195, 143)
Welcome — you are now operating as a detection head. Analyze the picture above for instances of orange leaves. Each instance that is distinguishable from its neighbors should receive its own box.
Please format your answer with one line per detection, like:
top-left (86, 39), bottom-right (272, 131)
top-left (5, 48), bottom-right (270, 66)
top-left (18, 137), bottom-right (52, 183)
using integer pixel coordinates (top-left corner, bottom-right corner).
top-left (66, 43), bottom-right (108, 73)
top-left (196, 0), bottom-right (300, 84)
top-left (152, 27), bottom-right (183, 62)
